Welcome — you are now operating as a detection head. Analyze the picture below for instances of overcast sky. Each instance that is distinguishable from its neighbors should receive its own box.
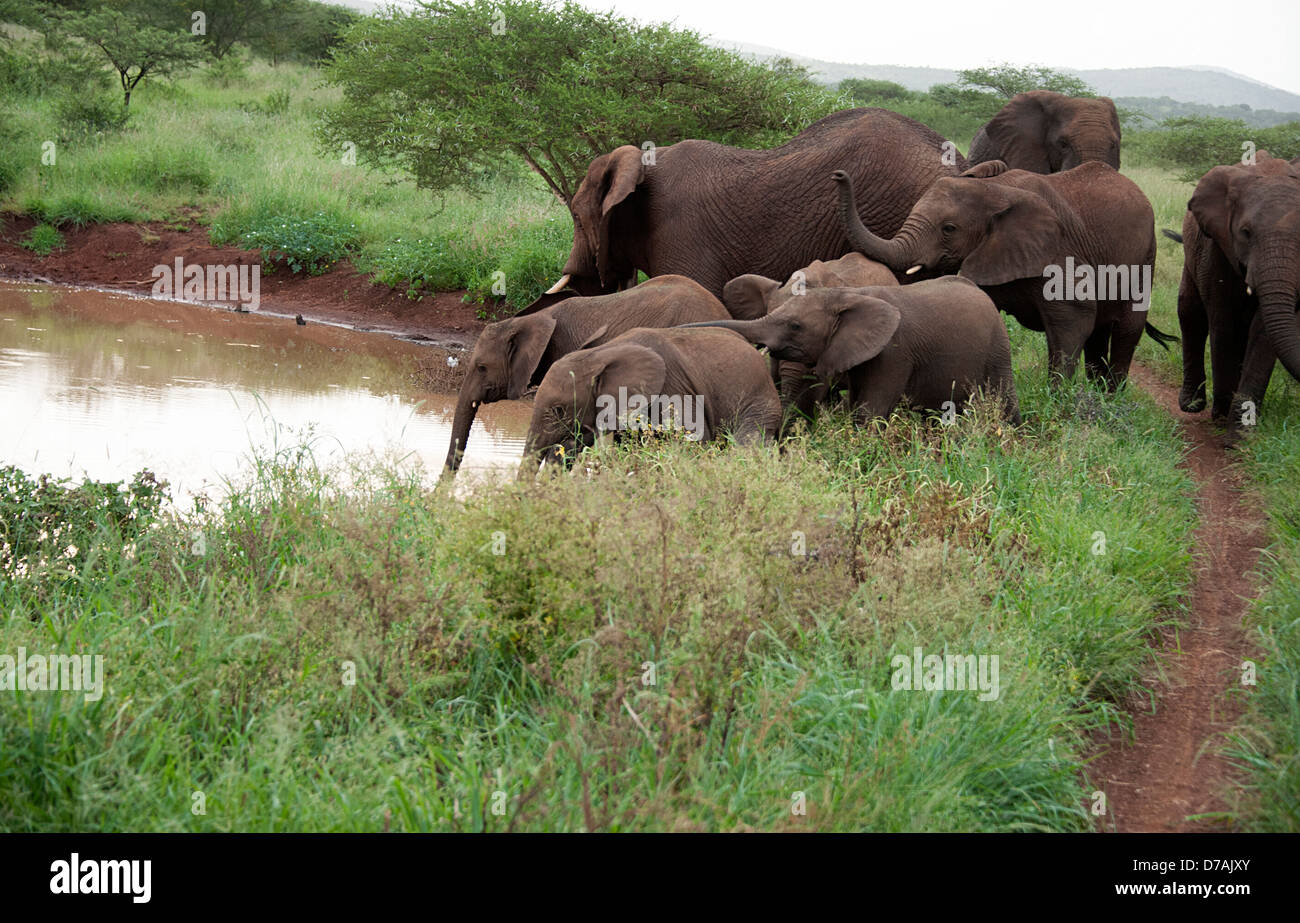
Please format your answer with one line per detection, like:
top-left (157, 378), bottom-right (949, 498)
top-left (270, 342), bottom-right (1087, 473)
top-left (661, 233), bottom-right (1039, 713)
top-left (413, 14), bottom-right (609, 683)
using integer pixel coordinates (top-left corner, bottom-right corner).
top-left (371, 0), bottom-right (1300, 95)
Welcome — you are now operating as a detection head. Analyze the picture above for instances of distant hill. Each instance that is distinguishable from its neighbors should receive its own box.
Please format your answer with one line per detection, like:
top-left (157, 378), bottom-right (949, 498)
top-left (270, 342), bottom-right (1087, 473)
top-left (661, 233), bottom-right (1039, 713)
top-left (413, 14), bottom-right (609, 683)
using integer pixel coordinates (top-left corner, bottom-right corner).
top-left (717, 42), bottom-right (1300, 126)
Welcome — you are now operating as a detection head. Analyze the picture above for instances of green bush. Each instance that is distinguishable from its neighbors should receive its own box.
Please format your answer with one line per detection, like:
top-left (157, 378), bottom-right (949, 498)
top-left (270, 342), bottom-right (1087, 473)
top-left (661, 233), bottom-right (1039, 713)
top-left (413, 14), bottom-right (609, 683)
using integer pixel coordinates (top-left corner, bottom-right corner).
top-left (0, 466), bottom-right (167, 580)
top-left (238, 89), bottom-right (291, 118)
top-left (360, 216), bottom-right (569, 313)
top-left (232, 211), bottom-right (361, 275)
top-left (1141, 116), bottom-right (1300, 181)
top-left (19, 223), bottom-right (64, 256)
top-left (53, 92), bottom-right (129, 137)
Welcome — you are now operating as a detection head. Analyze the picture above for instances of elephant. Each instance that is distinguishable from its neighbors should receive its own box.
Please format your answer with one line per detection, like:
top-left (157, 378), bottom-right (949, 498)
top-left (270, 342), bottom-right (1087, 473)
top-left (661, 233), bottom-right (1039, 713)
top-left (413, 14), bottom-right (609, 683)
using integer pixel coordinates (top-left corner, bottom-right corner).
top-left (967, 91), bottom-right (1121, 174)
top-left (680, 276), bottom-right (1021, 426)
top-left (834, 161), bottom-right (1176, 387)
top-left (522, 328), bottom-right (781, 468)
top-left (443, 275), bottom-right (729, 473)
top-left (538, 107), bottom-right (967, 303)
top-left (722, 253), bottom-right (898, 425)
top-left (1171, 152), bottom-right (1300, 435)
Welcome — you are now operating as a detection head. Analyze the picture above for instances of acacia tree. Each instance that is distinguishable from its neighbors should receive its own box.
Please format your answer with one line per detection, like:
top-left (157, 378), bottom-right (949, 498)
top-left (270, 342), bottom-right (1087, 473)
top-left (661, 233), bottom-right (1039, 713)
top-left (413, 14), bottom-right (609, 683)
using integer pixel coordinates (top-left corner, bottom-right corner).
top-left (62, 8), bottom-right (202, 108)
top-left (318, 0), bottom-right (845, 204)
top-left (957, 64), bottom-right (1094, 99)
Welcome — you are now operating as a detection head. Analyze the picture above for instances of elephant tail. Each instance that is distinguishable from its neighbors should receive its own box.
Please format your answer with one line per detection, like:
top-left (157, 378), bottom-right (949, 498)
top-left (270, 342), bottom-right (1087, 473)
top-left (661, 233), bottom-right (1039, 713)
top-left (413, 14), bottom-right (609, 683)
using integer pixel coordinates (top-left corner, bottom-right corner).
top-left (1161, 229), bottom-right (1184, 245)
top-left (1144, 321), bottom-right (1179, 350)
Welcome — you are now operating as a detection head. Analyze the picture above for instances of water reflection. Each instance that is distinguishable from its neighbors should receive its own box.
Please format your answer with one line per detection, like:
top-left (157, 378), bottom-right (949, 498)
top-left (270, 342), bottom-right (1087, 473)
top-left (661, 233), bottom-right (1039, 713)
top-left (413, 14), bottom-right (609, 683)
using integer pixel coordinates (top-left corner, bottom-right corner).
top-left (0, 282), bottom-right (528, 500)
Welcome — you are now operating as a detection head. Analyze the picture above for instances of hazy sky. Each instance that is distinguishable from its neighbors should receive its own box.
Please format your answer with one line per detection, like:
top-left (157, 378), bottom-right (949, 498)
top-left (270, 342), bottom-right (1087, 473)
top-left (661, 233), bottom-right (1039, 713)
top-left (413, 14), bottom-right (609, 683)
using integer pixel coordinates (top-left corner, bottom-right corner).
top-left (372, 0), bottom-right (1300, 95)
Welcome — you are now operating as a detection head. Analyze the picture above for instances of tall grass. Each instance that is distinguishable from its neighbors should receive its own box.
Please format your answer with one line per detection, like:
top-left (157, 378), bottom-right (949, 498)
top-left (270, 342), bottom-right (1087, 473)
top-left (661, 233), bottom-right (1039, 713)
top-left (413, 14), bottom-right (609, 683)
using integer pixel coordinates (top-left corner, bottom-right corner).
top-left (0, 326), bottom-right (1198, 831)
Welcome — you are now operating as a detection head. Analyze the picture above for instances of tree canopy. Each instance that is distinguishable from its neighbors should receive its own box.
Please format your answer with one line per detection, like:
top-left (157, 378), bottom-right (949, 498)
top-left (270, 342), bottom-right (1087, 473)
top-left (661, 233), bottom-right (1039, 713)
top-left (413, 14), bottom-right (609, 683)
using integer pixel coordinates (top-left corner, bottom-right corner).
top-left (317, 0), bottom-right (846, 204)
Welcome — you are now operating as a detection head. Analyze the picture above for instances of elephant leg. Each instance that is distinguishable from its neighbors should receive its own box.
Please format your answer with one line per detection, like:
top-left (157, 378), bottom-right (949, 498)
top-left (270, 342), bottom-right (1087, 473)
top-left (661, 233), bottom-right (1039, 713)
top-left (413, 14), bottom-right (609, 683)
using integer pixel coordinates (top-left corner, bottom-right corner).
top-left (1229, 311), bottom-right (1277, 437)
top-left (1105, 308), bottom-right (1146, 391)
top-left (1041, 302), bottom-right (1093, 383)
top-left (1083, 322), bottom-right (1112, 383)
top-left (1177, 275), bottom-right (1208, 412)
top-left (848, 359), bottom-right (908, 425)
top-left (1208, 313), bottom-right (1247, 422)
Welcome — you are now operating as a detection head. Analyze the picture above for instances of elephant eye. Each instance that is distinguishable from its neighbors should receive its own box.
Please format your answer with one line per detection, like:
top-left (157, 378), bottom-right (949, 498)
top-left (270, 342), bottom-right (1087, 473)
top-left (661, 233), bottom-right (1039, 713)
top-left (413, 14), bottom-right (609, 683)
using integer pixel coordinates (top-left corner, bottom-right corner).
top-left (1240, 226), bottom-right (1252, 239)
top-left (942, 223), bottom-right (957, 235)
top-left (788, 320), bottom-right (802, 331)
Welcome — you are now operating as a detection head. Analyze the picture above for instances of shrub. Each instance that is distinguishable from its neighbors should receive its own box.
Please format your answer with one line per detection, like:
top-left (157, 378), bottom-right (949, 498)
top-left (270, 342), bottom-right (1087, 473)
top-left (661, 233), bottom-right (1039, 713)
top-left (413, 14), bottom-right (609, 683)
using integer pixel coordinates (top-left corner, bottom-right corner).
top-left (19, 223), bottom-right (64, 256)
top-left (53, 92), bottom-right (129, 136)
top-left (234, 211), bottom-right (361, 275)
top-left (1144, 116), bottom-right (1300, 181)
top-left (0, 466), bottom-right (167, 579)
top-left (238, 89), bottom-right (291, 118)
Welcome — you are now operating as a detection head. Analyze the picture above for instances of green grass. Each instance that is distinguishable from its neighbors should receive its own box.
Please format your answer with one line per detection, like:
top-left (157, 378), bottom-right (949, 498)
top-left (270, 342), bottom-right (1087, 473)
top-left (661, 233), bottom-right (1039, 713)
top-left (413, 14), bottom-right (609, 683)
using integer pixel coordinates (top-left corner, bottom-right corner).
top-left (0, 54), bottom-right (566, 311)
top-left (0, 328), bottom-right (1199, 831)
top-left (19, 222), bottom-right (64, 256)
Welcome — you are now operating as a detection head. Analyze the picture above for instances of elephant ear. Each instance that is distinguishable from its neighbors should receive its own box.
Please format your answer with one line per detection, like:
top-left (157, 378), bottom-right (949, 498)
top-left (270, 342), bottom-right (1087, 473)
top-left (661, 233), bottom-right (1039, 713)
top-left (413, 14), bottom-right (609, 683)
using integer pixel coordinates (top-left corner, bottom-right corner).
top-left (723, 274), bottom-right (781, 319)
top-left (575, 324), bottom-right (610, 351)
top-left (960, 186), bottom-right (1064, 286)
top-left (1188, 165), bottom-right (1243, 263)
top-left (594, 344), bottom-right (667, 406)
top-left (962, 160), bottom-right (1009, 179)
top-left (574, 146), bottom-right (645, 289)
top-left (506, 314), bottom-right (557, 400)
top-left (983, 92), bottom-right (1053, 173)
top-left (814, 293), bottom-right (902, 379)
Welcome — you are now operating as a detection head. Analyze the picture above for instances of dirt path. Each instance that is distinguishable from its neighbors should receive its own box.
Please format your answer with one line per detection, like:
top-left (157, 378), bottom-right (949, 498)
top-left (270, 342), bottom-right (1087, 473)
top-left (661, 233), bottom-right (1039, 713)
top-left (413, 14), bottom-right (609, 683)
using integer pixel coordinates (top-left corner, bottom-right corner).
top-left (1089, 363), bottom-right (1266, 832)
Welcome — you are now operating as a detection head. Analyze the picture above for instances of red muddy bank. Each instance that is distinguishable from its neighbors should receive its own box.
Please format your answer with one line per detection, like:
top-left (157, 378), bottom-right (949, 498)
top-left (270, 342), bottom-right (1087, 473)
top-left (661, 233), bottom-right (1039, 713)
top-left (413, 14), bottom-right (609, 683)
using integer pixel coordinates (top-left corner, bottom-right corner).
top-left (0, 215), bottom-right (487, 347)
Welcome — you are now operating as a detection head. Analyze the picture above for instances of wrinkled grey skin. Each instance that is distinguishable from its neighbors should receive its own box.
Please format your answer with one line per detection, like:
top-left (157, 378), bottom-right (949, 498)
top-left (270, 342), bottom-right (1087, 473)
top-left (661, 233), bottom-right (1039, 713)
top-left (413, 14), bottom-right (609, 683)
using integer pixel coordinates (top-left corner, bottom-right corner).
top-left (834, 161), bottom-right (1171, 387)
top-left (968, 91), bottom-right (1121, 174)
top-left (681, 277), bottom-right (1021, 425)
top-left (1175, 152), bottom-right (1300, 438)
top-left (522, 327), bottom-right (781, 469)
top-left (444, 275), bottom-right (727, 473)
top-left (722, 253), bottom-right (898, 426)
top-left (542, 108), bottom-right (966, 303)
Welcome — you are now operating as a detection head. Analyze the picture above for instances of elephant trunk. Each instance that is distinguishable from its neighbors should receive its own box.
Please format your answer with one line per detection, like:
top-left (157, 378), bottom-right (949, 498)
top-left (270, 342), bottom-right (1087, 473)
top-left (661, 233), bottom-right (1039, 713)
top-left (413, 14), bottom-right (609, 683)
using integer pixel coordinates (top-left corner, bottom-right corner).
top-left (1258, 284), bottom-right (1300, 383)
top-left (443, 381), bottom-right (482, 473)
top-left (675, 318), bottom-right (769, 345)
top-left (832, 170), bottom-right (913, 270)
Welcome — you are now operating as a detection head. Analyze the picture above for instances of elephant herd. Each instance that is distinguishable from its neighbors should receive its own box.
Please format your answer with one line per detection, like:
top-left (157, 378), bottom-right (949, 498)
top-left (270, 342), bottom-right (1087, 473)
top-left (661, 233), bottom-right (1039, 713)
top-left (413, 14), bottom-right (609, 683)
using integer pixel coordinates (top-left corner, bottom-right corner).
top-left (442, 90), bottom-right (1300, 474)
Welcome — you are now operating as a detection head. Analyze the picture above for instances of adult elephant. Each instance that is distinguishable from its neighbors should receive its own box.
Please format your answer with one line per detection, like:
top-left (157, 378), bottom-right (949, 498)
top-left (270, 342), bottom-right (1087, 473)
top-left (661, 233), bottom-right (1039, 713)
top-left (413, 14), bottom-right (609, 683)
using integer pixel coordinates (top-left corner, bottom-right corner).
top-left (1174, 152), bottom-right (1300, 435)
top-left (443, 275), bottom-right (728, 473)
top-left (967, 91), bottom-right (1121, 174)
top-left (539, 108), bottom-right (966, 302)
top-left (522, 328), bottom-right (781, 469)
top-left (834, 162), bottom-right (1174, 386)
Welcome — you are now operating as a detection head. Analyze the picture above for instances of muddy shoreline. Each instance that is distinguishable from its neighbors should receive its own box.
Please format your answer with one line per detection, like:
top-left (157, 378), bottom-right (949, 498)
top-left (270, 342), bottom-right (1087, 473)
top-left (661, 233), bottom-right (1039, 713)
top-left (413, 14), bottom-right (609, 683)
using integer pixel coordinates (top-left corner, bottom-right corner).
top-left (0, 214), bottom-right (489, 349)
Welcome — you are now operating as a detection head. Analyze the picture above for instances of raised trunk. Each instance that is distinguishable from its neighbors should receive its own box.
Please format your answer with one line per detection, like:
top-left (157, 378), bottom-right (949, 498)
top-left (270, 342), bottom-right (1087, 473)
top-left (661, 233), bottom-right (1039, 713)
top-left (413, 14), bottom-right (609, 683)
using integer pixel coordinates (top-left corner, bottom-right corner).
top-left (1258, 286), bottom-right (1300, 383)
top-left (833, 172), bottom-right (910, 268)
top-left (443, 383), bottom-right (482, 473)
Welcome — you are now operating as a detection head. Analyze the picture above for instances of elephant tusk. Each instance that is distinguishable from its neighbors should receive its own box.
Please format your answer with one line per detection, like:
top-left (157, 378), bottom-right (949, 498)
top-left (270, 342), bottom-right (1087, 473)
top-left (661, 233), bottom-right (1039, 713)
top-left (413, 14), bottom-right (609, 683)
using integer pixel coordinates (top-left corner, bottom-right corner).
top-left (1247, 285), bottom-right (1253, 296)
top-left (906, 265), bottom-right (923, 275)
top-left (544, 274), bottom-right (572, 295)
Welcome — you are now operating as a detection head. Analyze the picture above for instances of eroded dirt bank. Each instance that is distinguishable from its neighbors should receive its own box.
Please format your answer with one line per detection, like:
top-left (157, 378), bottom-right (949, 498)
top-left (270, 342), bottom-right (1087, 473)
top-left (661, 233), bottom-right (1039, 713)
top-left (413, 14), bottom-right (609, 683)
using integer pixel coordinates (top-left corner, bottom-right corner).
top-left (0, 215), bottom-right (486, 348)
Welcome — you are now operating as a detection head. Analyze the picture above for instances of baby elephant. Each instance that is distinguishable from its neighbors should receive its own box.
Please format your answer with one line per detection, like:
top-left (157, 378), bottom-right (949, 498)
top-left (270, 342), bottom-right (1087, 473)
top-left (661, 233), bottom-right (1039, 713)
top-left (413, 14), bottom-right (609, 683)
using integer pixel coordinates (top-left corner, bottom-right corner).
top-left (523, 327), bottom-right (781, 468)
top-left (682, 276), bottom-right (1021, 425)
top-left (444, 275), bottom-right (729, 473)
